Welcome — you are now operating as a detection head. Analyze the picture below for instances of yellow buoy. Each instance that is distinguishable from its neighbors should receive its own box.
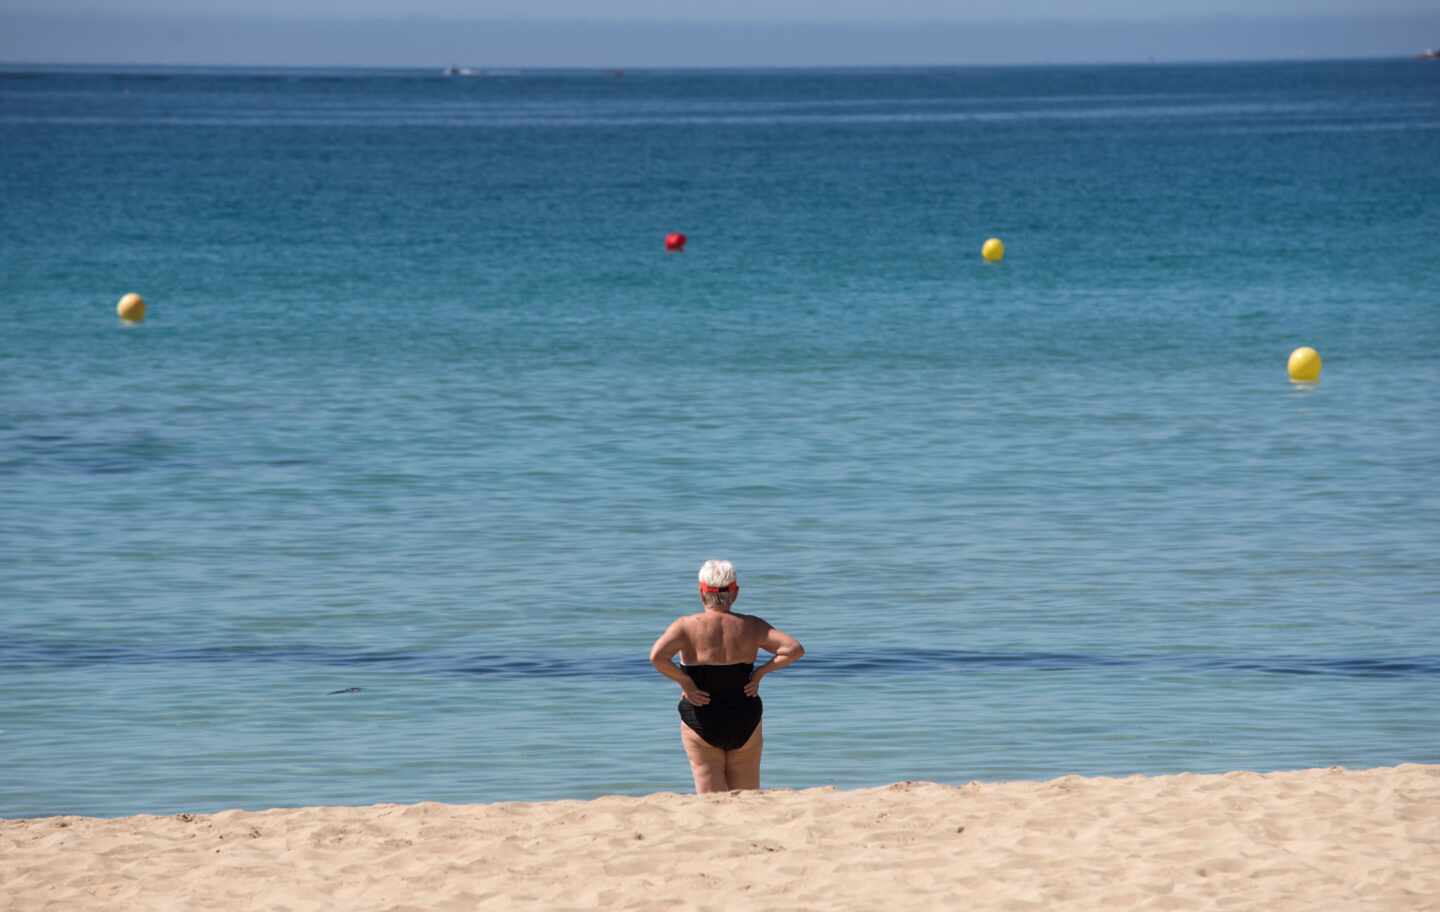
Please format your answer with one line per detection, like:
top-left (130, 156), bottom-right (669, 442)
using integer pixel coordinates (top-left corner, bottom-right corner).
top-left (117, 292), bottom-right (146, 324)
top-left (981, 237), bottom-right (1005, 263)
top-left (1287, 346), bottom-right (1322, 383)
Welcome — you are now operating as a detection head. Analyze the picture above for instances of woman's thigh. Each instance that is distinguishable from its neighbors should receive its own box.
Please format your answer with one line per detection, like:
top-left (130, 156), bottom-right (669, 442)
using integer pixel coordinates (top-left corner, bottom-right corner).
top-left (680, 723), bottom-right (729, 793)
top-left (724, 722), bottom-right (763, 790)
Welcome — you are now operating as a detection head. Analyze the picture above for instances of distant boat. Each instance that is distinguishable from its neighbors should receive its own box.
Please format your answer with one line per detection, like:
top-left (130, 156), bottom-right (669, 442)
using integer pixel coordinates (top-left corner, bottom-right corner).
top-left (1419, 49), bottom-right (1440, 60)
top-left (443, 66), bottom-right (480, 77)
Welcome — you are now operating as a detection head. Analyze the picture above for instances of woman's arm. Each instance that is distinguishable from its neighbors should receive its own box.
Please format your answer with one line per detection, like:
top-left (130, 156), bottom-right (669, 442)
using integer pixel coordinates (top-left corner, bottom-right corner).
top-left (649, 619), bottom-right (710, 706)
top-left (745, 620), bottom-right (804, 696)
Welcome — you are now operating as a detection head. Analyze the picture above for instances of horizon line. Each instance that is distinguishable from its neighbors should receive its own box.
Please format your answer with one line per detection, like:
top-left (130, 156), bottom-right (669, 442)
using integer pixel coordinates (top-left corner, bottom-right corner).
top-left (0, 53), bottom-right (1427, 71)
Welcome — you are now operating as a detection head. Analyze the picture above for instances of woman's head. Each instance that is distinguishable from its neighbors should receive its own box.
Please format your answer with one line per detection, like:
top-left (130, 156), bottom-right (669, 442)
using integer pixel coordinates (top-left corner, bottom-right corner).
top-left (697, 559), bottom-right (739, 611)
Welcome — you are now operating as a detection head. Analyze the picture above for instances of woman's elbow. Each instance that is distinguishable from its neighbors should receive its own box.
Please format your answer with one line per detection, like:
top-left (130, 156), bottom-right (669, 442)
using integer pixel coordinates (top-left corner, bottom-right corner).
top-left (788, 642), bottom-right (805, 660)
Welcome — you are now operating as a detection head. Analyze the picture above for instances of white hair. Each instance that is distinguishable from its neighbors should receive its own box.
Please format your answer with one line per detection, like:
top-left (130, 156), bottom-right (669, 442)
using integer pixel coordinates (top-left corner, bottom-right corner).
top-left (698, 559), bottom-right (737, 588)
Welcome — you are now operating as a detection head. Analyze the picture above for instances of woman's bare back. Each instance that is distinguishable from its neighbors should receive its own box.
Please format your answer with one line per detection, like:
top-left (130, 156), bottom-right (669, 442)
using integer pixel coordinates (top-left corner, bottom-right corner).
top-left (678, 611), bottom-right (764, 665)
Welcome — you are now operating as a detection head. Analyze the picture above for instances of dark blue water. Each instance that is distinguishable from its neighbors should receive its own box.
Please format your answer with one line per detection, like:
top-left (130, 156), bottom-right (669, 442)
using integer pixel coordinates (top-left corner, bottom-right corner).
top-left (2, 60), bottom-right (1438, 818)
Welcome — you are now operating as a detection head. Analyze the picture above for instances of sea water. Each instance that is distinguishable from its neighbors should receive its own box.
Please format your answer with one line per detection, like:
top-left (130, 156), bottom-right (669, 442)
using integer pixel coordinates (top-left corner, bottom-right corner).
top-left (2, 60), bottom-right (1438, 818)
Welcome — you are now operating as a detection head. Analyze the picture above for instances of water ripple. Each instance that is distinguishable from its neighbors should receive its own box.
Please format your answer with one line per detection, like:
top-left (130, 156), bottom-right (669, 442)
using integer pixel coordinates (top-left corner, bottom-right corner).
top-left (4, 640), bottom-right (1435, 681)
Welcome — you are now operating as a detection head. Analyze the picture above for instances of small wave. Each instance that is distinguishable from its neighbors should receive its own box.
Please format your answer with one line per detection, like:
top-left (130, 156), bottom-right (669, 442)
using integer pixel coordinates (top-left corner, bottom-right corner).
top-left (0, 430), bottom-right (190, 477)
top-left (4, 639), bottom-right (1436, 681)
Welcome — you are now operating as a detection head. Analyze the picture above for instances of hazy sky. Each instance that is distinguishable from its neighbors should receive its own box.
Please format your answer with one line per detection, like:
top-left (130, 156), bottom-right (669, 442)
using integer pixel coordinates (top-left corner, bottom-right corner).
top-left (6, 0), bottom-right (1436, 18)
top-left (4, 1), bottom-right (1438, 67)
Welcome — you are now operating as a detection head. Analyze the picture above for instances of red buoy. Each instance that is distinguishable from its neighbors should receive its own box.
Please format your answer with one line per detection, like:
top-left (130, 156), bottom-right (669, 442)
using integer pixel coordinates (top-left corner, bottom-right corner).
top-left (664, 232), bottom-right (687, 253)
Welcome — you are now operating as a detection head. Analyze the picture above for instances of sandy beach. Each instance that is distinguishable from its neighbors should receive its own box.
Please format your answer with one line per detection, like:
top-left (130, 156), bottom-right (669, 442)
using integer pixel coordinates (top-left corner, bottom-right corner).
top-left (4, 763), bottom-right (1437, 911)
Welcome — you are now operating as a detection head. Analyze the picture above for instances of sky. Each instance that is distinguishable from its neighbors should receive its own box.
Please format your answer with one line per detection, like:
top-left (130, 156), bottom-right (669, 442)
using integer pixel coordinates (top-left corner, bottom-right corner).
top-left (3, 1), bottom-right (1438, 67)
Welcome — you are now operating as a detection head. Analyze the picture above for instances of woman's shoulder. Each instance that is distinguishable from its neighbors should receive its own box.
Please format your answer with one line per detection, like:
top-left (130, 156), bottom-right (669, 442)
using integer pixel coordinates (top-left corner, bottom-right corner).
top-left (733, 611), bottom-right (772, 630)
top-left (665, 612), bottom-right (707, 633)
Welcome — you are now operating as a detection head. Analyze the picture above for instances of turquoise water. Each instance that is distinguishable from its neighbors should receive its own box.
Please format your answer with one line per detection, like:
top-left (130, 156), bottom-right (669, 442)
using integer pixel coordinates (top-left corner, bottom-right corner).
top-left (2, 60), bottom-right (1438, 819)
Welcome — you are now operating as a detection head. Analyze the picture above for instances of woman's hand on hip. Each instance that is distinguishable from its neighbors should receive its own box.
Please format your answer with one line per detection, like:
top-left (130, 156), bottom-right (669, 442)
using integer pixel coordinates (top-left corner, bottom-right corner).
top-left (743, 669), bottom-right (766, 697)
top-left (682, 685), bottom-right (711, 706)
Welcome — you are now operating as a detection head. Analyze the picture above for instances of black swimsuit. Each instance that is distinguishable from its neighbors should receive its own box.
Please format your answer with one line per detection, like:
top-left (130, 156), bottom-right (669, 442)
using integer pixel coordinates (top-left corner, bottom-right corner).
top-left (678, 663), bottom-right (763, 750)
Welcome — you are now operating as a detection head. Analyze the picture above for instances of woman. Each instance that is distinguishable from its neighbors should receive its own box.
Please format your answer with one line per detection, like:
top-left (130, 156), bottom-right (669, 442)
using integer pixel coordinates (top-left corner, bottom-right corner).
top-left (649, 560), bottom-right (805, 793)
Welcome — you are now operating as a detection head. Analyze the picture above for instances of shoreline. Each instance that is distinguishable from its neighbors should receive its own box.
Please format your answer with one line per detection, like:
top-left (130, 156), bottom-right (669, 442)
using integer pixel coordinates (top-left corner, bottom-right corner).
top-left (5, 763), bottom-right (1438, 910)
